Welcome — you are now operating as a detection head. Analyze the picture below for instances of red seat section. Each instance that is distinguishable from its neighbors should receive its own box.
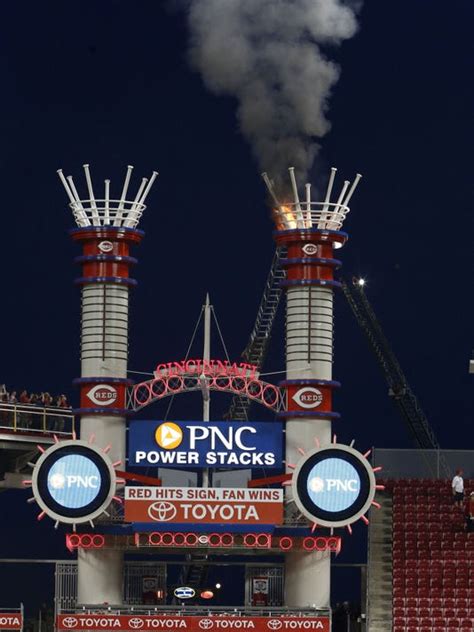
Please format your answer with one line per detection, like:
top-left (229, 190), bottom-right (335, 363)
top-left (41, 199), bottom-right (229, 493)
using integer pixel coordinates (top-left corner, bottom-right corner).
top-left (389, 478), bottom-right (474, 627)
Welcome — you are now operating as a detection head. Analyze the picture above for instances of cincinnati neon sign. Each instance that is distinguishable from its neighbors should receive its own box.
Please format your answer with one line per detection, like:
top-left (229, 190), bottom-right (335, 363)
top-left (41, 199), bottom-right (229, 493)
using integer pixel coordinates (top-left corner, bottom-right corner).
top-left (154, 359), bottom-right (259, 379)
top-left (129, 359), bottom-right (283, 412)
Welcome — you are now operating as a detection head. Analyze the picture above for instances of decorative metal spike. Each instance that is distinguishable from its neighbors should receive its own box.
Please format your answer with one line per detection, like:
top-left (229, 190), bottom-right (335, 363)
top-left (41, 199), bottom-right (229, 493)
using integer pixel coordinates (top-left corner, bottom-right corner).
top-left (332, 434), bottom-right (337, 444)
top-left (22, 480), bottom-right (32, 487)
top-left (54, 521), bottom-right (59, 529)
top-left (112, 496), bottom-right (123, 504)
top-left (53, 434), bottom-right (59, 444)
top-left (360, 515), bottom-right (369, 525)
top-left (372, 466), bottom-right (383, 473)
top-left (27, 497), bottom-right (36, 504)
top-left (89, 519), bottom-right (95, 528)
top-left (103, 445), bottom-right (112, 454)
top-left (27, 462), bottom-right (36, 468)
top-left (311, 522), bottom-right (318, 533)
top-left (375, 484), bottom-right (386, 490)
top-left (297, 447), bottom-right (306, 456)
top-left (314, 436), bottom-right (321, 448)
top-left (287, 463), bottom-right (296, 470)
top-left (89, 434), bottom-right (96, 445)
top-left (346, 524), bottom-right (353, 535)
top-left (363, 449), bottom-right (371, 459)
top-left (112, 460), bottom-right (122, 468)
top-left (37, 445), bottom-right (45, 453)
top-left (349, 439), bottom-right (355, 447)
top-left (371, 501), bottom-right (382, 509)
top-left (37, 511), bottom-right (46, 521)
top-left (282, 481), bottom-right (293, 486)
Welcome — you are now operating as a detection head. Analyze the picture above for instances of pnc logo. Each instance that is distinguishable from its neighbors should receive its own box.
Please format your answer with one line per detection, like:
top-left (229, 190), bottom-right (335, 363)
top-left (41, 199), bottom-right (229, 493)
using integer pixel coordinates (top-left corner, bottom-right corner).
top-left (292, 387), bottom-right (323, 409)
top-left (309, 477), bottom-right (359, 493)
top-left (48, 473), bottom-right (99, 490)
top-left (147, 501), bottom-right (178, 522)
top-left (155, 422), bottom-right (183, 449)
top-left (86, 384), bottom-right (118, 407)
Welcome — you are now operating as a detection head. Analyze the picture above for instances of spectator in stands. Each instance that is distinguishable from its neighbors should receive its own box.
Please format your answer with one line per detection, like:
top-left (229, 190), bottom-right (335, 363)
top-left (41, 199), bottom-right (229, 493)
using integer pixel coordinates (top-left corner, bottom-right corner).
top-left (30, 393), bottom-right (39, 405)
top-left (452, 468), bottom-right (464, 508)
top-left (43, 392), bottom-right (53, 407)
top-left (8, 391), bottom-right (17, 404)
top-left (19, 389), bottom-right (31, 404)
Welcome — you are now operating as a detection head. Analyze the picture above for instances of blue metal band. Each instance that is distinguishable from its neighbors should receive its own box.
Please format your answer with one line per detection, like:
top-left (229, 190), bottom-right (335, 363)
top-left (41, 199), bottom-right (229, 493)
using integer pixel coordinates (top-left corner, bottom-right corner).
top-left (279, 379), bottom-right (341, 388)
top-left (73, 377), bottom-right (134, 386)
top-left (74, 276), bottom-right (137, 286)
top-left (280, 257), bottom-right (342, 268)
top-left (277, 410), bottom-right (341, 420)
top-left (280, 279), bottom-right (342, 289)
top-left (273, 228), bottom-right (348, 241)
top-left (74, 255), bottom-right (138, 265)
top-left (73, 407), bottom-right (130, 416)
top-left (70, 226), bottom-right (145, 238)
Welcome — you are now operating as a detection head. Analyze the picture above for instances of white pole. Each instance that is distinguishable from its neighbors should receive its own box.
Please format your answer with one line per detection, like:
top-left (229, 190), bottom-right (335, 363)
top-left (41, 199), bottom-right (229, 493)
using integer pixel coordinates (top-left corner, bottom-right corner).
top-left (104, 180), bottom-right (110, 226)
top-left (83, 164), bottom-right (100, 226)
top-left (288, 167), bottom-right (303, 227)
top-left (201, 294), bottom-right (211, 488)
top-left (319, 167), bottom-right (337, 229)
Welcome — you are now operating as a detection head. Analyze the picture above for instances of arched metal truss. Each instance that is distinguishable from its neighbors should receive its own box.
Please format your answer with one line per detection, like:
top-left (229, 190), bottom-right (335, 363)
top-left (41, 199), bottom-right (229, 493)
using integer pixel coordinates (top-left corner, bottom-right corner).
top-left (128, 374), bottom-right (285, 413)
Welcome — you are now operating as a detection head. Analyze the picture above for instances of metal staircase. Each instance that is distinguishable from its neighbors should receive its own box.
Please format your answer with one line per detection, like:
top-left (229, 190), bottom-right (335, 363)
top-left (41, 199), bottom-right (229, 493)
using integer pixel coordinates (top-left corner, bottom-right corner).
top-left (226, 247), bottom-right (286, 420)
top-left (341, 278), bottom-right (450, 476)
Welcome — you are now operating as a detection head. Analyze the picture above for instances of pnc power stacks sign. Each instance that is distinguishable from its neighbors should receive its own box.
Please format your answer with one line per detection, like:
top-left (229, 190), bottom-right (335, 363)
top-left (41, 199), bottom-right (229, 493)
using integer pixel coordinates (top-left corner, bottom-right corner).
top-left (128, 420), bottom-right (282, 468)
top-left (56, 615), bottom-right (329, 632)
top-left (125, 487), bottom-right (283, 524)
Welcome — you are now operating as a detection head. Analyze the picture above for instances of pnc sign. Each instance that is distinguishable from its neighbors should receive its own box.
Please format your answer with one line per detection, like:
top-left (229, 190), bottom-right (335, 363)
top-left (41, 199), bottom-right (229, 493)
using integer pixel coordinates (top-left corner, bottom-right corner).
top-left (292, 444), bottom-right (376, 528)
top-left (31, 440), bottom-right (116, 525)
top-left (129, 420), bottom-right (282, 468)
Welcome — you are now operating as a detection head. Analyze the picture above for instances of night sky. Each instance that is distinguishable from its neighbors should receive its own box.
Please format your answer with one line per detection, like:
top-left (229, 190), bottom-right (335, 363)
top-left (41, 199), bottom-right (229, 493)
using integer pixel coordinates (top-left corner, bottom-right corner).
top-left (0, 0), bottom-right (473, 614)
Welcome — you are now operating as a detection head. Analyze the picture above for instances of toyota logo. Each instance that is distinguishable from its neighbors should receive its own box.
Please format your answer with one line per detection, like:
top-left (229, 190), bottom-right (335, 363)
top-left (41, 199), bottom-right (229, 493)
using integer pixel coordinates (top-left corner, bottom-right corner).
top-left (199, 619), bottom-right (214, 630)
top-left (267, 621), bottom-right (283, 630)
top-left (63, 618), bottom-right (78, 629)
top-left (147, 501), bottom-right (178, 522)
top-left (129, 618), bottom-right (144, 629)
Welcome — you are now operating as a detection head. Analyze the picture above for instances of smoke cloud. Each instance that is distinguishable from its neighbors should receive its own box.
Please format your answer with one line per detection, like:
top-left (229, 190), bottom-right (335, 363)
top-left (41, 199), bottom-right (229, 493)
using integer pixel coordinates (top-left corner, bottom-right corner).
top-left (185, 0), bottom-right (360, 187)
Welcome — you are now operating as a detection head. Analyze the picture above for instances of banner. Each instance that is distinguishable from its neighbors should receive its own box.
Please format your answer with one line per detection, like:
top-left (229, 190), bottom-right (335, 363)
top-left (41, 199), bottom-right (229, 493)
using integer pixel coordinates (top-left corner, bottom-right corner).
top-left (125, 487), bottom-right (283, 524)
top-left (0, 613), bottom-right (23, 630)
top-left (128, 420), bottom-right (282, 469)
top-left (57, 614), bottom-right (330, 632)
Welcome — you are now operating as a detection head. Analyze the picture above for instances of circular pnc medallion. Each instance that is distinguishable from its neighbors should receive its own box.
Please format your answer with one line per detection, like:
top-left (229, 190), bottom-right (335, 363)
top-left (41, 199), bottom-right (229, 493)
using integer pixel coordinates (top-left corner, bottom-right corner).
top-left (292, 443), bottom-right (376, 528)
top-left (31, 440), bottom-right (116, 525)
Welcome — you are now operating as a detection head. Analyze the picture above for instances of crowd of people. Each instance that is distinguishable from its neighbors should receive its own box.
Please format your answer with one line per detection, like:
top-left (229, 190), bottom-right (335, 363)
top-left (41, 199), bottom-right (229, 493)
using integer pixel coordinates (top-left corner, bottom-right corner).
top-left (0, 385), bottom-right (70, 409)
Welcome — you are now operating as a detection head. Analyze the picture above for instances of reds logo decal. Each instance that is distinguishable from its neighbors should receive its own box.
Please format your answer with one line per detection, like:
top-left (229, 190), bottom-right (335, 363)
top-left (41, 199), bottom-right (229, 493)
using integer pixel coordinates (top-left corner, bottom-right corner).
top-left (98, 241), bottom-right (114, 253)
top-left (292, 387), bottom-right (323, 409)
top-left (302, 244), bottom-right (318, 256)
top-left (86, 384), bottom-right (118, 406)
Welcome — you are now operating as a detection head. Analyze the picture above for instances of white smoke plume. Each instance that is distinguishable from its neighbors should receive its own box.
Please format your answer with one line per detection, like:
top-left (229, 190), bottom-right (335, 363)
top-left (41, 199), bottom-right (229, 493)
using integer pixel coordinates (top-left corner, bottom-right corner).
top-left (185, 0), bottom-right (360, 188)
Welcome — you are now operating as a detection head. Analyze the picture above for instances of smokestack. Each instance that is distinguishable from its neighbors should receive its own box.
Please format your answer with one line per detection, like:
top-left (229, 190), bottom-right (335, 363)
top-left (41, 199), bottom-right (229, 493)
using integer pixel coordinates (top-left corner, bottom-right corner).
top-left (184, 0), bottom-right (360, 186)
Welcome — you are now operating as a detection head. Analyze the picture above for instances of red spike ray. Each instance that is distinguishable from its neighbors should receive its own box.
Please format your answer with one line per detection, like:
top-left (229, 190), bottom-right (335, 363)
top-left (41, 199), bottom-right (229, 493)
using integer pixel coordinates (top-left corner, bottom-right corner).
top-left (287, 463), bottom-right (296, 470)
top-left (371, 501), bottom-right (381, 509)
top-left (22, 480), bottom-right (32, 487)
top-left (37, 445), bottom-right (45, 453)
top-left (113, 496), bottom-right (123, 504)
top-left (103, 444), bottom-right (112, 454)
top-left (297, 447), bottom-right (306, 456)
top-left (346, 524), bottom-right (353, 535)
top-left (282, 481), bottom-right (293, 486)
top-left (372, 466), bottom-right (383, 473)
top-left (37, 511), bottom-right (46, 521)
top-left (53, 435), bottom-right (60, 444)
top-left (314, 437), bottom-right (320, 448)
top-left (360, 515), bottom-right (369, 525)
top-left (375, 485), bottom-right (385, 490)
top-left (311, 522), bottom-right (318, 533)
top-left (112, 460), bottom-right (122, 468)
top-left (363, 449), bottom-right (371, 458)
